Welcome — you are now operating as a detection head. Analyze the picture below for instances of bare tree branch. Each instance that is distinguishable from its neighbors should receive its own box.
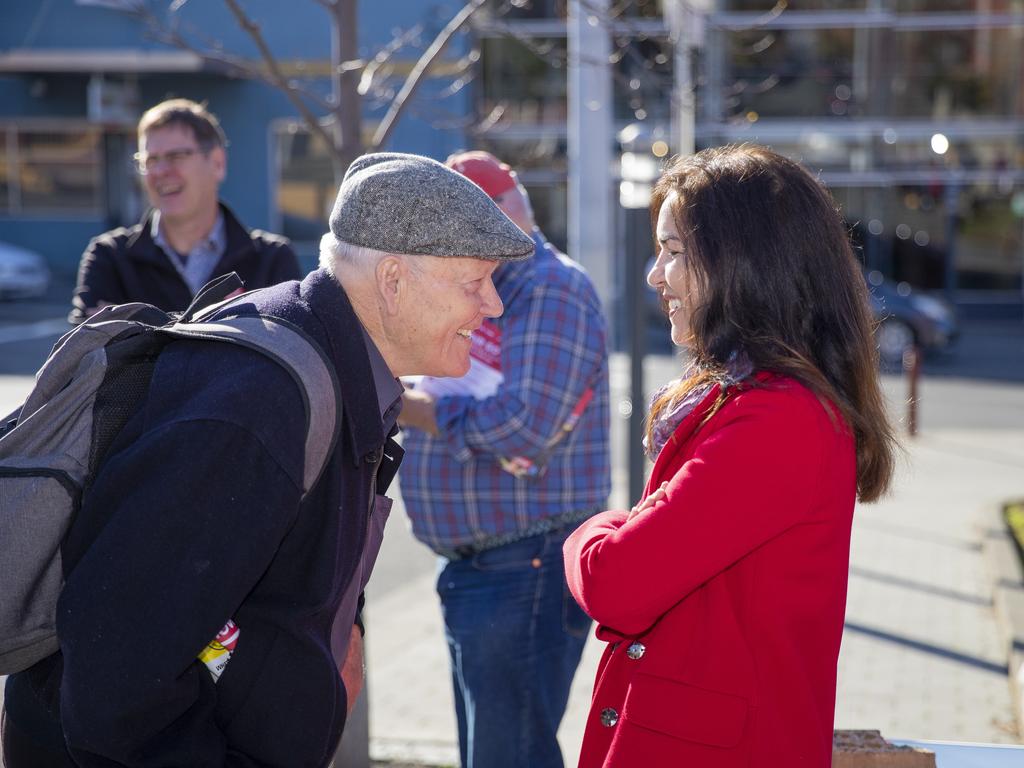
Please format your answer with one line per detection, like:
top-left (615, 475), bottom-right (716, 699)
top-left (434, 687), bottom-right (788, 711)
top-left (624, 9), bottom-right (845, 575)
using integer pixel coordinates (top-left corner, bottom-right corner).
top-left (475, 103), bottom-right (506, 133)
top-left (145, 15), bottom-right (340, 115)
top-left (284, 83), bottom-right (337, 112)
top-left (113, 1), bottom-right (332, 113)
top-left (221, 0), bottom-right (337, 154)
top-left (487, 6), bottom-right (672, 120)
top-left (359, 23), bottom-right (422, 95)
top-left (438, 71), bottom-right (475, 99)
top-left (405, 99), bottom-right (506, 133)
top-left (125, 2), bottom-right (254, 74)
top-left (99, 0), bottom-right (677, 177)
top-left (372, 0), bottom-right (488, 148)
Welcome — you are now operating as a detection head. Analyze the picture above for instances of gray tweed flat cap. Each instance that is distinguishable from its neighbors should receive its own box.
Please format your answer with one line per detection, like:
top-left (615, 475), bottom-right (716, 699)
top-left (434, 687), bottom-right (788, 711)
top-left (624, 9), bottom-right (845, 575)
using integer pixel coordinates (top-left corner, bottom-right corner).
top-left (329, 152), bottom-right (534, 260)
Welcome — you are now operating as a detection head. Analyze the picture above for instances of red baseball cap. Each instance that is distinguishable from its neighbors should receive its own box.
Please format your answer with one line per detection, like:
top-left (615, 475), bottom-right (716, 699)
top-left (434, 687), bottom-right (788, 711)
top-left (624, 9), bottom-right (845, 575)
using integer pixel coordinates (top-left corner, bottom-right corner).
top-left (446, 150), bottom-right (518, 200)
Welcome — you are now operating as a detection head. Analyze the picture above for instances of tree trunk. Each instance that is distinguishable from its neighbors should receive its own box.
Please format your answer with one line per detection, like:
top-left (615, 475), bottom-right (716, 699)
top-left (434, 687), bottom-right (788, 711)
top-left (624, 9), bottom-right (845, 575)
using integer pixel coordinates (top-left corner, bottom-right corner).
top-left (329, 0), bottom-right (363, 181)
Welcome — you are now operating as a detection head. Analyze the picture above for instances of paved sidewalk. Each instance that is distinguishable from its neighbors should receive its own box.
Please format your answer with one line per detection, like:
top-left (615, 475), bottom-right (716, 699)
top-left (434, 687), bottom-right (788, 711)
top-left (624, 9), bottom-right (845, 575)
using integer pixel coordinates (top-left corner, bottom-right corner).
top-left (363, 511), bottom-right (605, 768)
top-left (835, 426), bottom-right (1024, 741)
top-left (365, 366), bottom-right (1024, 765)
top-left (2, 344), bottom-right (1022, 767)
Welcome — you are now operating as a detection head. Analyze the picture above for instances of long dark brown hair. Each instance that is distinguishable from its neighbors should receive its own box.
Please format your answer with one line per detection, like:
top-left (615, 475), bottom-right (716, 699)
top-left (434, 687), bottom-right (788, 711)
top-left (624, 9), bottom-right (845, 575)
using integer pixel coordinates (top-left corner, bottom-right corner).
top-left (646, 144), bottom-right (896, 502)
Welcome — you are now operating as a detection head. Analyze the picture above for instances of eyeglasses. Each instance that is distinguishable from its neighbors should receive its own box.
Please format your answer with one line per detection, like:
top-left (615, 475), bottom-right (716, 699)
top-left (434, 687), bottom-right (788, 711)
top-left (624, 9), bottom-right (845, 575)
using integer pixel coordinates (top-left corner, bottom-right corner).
top-left (133, 147), bottom-right (203, 175)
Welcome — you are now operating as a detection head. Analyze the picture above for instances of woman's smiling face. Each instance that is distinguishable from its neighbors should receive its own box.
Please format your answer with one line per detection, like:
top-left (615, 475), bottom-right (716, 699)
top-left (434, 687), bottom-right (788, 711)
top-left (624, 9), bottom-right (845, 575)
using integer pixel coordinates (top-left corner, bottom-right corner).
top-left (648, 194), bottom-right (700, 347)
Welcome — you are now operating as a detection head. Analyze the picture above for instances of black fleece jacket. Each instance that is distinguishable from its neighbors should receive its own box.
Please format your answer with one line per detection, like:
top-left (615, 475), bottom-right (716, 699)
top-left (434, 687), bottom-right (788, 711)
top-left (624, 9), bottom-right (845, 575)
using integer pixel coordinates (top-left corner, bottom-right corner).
top-left (70, 203), bottom-right (300, 323)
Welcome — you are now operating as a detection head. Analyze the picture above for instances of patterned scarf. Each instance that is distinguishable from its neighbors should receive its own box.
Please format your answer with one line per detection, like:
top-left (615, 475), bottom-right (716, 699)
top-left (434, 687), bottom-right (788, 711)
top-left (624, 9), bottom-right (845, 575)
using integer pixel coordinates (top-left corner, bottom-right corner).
top-left (643, 351), bottom-right (754, 461)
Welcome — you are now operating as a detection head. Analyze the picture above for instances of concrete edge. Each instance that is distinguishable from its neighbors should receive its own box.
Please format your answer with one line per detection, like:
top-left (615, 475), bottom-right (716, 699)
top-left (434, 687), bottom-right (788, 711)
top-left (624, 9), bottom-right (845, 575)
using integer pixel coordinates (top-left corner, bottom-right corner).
top-left (370, 737), bottom-right (458, 767)
top-left (980, 499), bottom-right (1024, 737)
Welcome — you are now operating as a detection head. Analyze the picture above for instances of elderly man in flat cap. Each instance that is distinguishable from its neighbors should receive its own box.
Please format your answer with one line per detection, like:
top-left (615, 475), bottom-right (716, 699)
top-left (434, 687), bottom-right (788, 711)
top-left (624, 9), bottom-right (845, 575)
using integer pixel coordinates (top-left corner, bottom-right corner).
top-left (1, 153), bottom-right (533, 768)
top-left (400, 151), bottom-right (611, 768)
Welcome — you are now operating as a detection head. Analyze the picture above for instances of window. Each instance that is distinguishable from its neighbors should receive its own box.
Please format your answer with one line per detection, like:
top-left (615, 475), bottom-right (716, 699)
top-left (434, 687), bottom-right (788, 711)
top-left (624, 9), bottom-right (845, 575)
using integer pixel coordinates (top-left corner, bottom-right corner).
top-left (480, 0), bottom-right (666, 21)
top-left (954, 185), bottom-right (1023, 291)
top-left (0, 133), bottom-right (10, 211)
top-left (618, 0), bottom-right (666, 19)
top-left (723, 0), bottom-right (868, 9)
top-left (723, 28), bottom-right (856, 119)
top-left (490, 0), bottom-right (567, 20)
top-left (893, 0), bottom-right (989, 11)
top-left (480, 36), bottom-right (569, 125)
top-left (833, 180), bottom-right (1023, 292)
top-left (886, 28), bottom-right (1024, 119)
top-left (613, 36), bottom-right (674, 122)
top-left (717, 24), bottom-right (1024, 121)
top-left (274, 125), bottom-right (340, 244)
top-left (520, 180), bottom-right (569, 251)
top-left (476, 135), bottom-right (570, 250)
top-left (0, 125), bottom-right (103, 214)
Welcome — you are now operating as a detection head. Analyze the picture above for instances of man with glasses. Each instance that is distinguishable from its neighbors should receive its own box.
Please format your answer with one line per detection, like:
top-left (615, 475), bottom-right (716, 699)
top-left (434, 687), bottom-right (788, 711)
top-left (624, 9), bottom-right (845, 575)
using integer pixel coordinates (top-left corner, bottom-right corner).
top-left (69, 98), bottom-right (299, 323)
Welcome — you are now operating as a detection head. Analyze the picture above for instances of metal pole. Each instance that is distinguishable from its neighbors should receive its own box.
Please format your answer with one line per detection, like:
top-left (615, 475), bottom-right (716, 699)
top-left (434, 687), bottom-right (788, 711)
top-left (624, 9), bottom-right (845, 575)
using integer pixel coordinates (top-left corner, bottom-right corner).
top-left (665, 1), bottom-right (697, 157)
top-left (904, 345), bottom-right (921, 438)
top-left (568, 0), bottom-right (614, 313)
top-left (625, 207), bottom-right (647, 504)
top-left (943, 179), bottom-right (958, 303)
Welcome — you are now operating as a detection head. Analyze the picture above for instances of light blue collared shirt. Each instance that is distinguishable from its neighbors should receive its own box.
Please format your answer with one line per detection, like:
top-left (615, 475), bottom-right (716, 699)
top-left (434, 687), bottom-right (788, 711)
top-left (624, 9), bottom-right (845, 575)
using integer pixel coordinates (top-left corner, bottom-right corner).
top-left (151, 209), bottom-right (227, 296)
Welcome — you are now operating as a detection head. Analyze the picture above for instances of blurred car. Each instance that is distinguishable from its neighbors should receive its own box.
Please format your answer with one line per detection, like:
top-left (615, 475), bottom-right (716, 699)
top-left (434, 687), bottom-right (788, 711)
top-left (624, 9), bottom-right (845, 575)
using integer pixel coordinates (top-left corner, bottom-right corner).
top-left (865, 269), bottom-right (958, 369)
top-left (0, 241), bottom-right (50, 300)
top-left (641, 259), bottom-right (958, 367)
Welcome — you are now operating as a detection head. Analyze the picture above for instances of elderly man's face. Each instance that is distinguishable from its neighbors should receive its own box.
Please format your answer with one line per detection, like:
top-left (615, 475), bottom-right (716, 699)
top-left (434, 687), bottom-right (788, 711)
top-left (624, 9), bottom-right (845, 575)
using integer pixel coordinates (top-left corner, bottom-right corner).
top-left (395, 256), bottom-right (503, 378)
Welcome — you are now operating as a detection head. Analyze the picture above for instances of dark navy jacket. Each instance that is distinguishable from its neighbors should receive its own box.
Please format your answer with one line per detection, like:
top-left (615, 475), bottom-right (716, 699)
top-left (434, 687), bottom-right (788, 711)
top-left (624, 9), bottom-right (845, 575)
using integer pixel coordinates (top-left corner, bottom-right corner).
top-left (7, 270), bottom-right (395, 767)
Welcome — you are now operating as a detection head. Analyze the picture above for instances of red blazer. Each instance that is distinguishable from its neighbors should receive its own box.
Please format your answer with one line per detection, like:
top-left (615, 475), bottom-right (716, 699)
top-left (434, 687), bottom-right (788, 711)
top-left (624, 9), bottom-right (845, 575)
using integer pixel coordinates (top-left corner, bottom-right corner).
top-left (564, 374), bottom-right (856, 768)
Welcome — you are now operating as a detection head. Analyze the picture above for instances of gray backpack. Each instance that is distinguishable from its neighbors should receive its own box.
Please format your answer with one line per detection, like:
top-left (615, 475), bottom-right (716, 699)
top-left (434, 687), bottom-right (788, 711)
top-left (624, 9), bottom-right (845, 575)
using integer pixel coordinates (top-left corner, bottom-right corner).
top-left (0, 273), bottom-right (341, 675)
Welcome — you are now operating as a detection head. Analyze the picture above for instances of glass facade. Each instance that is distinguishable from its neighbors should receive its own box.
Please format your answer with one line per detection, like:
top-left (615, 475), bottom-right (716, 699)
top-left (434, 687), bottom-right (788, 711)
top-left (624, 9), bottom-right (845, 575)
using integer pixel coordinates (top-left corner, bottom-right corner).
top-left (473, 2), bottom-right (671, 256)
top-left (835, 182), bottom-right (1024, 292)
top-left (613, 36), bottom-right (674, 122)
top-left (475, 133), bottom-right (570, 248)
top-left (0, 133), bottom-right (9, 212)
top-left (700, 3), bottom-right (1024, 298)
top-left (478, 32), bottom-right (673, 125)
top-left (480, 36), bottom-right (569, 126)
top-left (480, 0), bottom-right (665, 21)
top-left (722, 25), bottom-right (1024, 121)
top-left (0, 125), bottom-right (103, 214)
top-left (470, 0), bottom-right (1023, 300)
top-left (722, 27), bottom-right (856, 120)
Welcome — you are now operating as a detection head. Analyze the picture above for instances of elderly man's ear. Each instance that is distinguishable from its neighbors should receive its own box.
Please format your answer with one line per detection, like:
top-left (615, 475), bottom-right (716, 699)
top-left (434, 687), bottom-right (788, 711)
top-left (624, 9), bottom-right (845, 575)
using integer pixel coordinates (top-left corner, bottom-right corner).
top-left (375, 255), bottom-right (409, 316)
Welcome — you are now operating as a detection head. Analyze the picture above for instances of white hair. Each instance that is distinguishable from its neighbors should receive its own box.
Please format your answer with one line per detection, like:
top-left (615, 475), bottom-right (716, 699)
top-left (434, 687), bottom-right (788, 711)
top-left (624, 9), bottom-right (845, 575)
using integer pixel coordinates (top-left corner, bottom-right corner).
top-left (318, 233), bottom-right (394, 276)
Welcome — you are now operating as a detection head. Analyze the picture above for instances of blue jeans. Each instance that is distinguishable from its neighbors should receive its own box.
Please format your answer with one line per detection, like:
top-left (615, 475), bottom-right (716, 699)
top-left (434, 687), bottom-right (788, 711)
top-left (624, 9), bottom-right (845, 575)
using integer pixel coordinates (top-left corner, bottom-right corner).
top-left (437, 524), bottom-right (592, 768)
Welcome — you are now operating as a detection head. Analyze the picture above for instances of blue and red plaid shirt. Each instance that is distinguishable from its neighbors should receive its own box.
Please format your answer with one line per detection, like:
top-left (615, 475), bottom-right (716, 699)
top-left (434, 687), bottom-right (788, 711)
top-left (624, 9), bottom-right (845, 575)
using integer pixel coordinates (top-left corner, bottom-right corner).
top-left (400, 230), bottom-right (611, 552)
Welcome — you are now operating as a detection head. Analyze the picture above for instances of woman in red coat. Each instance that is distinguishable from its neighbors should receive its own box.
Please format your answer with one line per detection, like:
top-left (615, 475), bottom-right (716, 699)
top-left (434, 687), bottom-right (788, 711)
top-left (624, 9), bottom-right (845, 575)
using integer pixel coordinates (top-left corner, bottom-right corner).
top-left (564, 145), bottom-right (897, 768)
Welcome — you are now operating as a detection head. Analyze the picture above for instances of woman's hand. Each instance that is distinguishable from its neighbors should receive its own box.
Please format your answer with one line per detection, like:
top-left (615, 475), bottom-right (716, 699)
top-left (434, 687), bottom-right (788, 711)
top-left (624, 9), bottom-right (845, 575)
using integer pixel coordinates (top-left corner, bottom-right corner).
top-left (628, 481), bottom-right (668, 521)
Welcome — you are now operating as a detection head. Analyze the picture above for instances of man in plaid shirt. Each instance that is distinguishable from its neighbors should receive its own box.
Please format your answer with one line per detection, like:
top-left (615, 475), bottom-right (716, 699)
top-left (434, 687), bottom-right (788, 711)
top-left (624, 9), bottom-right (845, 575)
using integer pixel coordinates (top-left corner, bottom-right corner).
top-left (399, 151), bottom-right (611, 768)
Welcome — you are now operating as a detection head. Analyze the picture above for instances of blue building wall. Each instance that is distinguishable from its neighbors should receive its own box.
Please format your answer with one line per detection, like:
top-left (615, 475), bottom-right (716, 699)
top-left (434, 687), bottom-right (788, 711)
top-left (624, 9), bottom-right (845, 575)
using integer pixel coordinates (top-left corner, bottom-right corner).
top-left (0, 0), bottom-right (473, 274)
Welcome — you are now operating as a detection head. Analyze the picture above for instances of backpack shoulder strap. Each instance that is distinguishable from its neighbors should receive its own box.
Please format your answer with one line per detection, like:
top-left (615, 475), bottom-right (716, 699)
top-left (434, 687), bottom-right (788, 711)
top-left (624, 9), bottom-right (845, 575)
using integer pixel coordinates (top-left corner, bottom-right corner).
top-left (18, 304), bottom-right (171, 421)
top-left (160, 315), bottom-right (341, 496)
top-left (178, 272), bottom-right (245, 322)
